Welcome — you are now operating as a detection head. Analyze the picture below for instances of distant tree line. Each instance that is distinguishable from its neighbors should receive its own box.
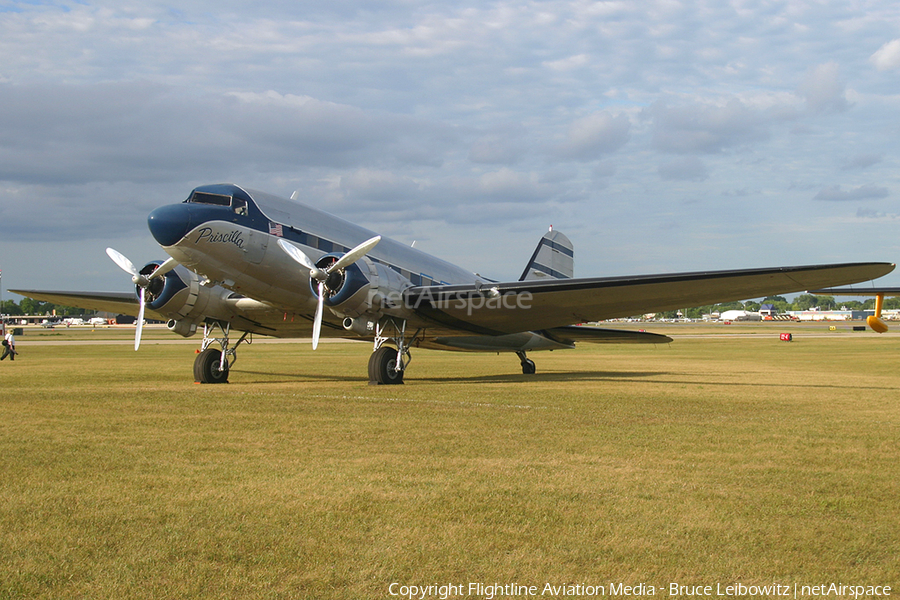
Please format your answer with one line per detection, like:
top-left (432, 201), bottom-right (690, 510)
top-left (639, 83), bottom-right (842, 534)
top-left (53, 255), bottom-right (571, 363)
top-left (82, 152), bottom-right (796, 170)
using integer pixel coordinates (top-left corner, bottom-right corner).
top-left (1, 299), bottom-right (89, 317)
top-left (656, 294), bottom-right (900, 320)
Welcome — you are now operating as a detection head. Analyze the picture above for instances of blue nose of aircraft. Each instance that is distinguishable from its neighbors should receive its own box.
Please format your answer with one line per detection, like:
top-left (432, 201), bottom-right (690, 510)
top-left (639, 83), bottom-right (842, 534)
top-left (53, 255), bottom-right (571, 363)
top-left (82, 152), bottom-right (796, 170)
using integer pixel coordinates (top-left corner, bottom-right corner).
top-left (148, 204), bottom-right (193, 247)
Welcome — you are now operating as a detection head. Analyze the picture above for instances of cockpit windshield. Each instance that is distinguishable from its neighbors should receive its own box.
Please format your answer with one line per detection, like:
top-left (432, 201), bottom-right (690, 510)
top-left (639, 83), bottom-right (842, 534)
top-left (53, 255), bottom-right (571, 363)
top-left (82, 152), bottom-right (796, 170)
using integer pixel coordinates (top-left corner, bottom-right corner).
top-left (188, 191), bottom-right (232, 206)
top-left (187, 190), bottom-right (248, 215)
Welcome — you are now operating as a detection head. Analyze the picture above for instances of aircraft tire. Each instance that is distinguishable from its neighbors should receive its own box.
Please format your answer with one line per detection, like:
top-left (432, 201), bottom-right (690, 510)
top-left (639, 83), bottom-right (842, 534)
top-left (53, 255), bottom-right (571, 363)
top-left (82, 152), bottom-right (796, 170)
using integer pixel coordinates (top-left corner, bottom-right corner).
top-left (521, 359), bottom-right (536, 375)
top-left (195, 348), bottom-right (229, 384)
top-left (369, 346), bottom-right (404, 385)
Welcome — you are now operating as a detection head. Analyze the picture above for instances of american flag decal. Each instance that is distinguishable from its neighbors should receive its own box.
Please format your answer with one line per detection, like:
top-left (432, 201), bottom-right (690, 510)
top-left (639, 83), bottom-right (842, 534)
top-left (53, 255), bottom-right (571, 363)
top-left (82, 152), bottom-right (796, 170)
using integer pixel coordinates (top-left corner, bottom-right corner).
top-left (269, 222), bottom-right (284, 237)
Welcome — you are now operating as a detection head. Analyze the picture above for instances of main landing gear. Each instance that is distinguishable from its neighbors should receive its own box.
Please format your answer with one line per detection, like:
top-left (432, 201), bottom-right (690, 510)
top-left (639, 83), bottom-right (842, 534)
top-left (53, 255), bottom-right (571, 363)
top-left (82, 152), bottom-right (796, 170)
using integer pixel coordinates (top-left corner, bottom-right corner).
top-left (366, 321), bottom-right (538, 383)
top-left (516, 350), bottom-right (536, 375)
top-left (368, 318), bottom-right (420, 385)
top-left (190, 319), bottom-right (538, 384)
top-left (193, 321), bottom-right (250, 384)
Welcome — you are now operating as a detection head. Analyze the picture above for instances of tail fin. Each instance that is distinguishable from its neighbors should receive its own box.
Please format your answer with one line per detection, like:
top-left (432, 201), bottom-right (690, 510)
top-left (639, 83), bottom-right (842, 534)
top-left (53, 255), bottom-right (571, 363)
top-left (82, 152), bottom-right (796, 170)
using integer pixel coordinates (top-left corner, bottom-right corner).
top-left (519, 228), bottom-right (574, 281)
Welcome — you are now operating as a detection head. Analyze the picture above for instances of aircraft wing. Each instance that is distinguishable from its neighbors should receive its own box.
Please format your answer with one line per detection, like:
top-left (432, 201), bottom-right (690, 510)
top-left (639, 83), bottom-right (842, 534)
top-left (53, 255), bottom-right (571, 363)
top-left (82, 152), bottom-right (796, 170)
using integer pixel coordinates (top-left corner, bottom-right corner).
top-left (9, 290), bottom-right (149, 320)
top-left (9, 287), bottom-right (341, 338)
top-left (405, 262), bottom-right (895, 335)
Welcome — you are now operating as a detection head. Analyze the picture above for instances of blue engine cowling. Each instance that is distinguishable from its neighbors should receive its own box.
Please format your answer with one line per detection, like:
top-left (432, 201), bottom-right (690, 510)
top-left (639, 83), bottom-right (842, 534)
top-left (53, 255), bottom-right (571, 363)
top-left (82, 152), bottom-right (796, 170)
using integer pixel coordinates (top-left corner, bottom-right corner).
top-left (136, 261), bottom-right (231, 336)
top-left (307, 255), bottom-right (415, 321)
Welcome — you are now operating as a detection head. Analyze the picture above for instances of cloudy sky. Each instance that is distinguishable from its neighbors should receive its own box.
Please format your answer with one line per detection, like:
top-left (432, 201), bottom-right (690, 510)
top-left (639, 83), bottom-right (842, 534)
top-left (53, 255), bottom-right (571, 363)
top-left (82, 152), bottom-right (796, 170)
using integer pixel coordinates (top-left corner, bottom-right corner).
top-left (2, 0), bottom-right (900, 297)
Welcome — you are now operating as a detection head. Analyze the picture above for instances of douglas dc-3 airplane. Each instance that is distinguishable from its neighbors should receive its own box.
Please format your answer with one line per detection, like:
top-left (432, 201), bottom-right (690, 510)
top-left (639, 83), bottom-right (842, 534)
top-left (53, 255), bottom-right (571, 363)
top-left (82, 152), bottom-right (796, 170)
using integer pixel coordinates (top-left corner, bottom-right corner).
top-left (13, 184), bottom-right (896, 384)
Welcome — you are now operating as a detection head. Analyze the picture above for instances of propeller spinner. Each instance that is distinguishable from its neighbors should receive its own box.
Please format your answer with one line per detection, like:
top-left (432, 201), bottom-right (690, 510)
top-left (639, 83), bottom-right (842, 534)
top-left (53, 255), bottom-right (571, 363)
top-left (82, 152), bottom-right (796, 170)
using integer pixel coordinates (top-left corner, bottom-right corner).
top-left (278, 236), bottom-right (381, 349)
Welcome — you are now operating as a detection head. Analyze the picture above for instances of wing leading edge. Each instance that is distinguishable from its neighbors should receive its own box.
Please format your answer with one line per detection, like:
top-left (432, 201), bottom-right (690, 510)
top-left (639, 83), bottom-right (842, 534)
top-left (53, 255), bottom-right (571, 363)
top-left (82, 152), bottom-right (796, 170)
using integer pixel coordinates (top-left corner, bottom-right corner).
top-left (404, 262), bottom-right (896, 335)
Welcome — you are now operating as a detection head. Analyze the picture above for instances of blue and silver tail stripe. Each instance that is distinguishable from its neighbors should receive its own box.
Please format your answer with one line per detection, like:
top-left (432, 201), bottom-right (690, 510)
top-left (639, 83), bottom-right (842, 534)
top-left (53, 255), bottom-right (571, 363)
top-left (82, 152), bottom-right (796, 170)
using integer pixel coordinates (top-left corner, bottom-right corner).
top-left (537, 237), bottom-right (574, 258)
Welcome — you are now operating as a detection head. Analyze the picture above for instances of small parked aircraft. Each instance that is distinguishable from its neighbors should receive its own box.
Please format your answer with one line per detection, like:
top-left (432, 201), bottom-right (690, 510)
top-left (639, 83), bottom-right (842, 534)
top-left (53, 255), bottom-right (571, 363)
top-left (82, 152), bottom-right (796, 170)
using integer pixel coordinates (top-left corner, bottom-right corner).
top-left (13, 184), bottom-right (895, 384)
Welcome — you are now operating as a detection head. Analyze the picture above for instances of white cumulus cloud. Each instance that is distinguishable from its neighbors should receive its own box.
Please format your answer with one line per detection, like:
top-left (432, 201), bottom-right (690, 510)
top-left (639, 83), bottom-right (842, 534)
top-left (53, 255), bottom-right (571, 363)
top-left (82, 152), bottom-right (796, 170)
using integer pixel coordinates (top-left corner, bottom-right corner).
top-left (871, 39), bottom-right (900, 71)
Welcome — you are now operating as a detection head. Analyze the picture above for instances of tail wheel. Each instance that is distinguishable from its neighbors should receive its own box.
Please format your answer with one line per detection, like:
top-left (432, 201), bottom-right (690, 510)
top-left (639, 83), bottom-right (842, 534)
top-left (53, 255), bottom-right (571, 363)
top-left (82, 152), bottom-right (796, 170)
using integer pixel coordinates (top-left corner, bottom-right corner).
top-left (368, 345), bottom-right (404, 385)
top-left (194, 348), bottom-right (230, 384)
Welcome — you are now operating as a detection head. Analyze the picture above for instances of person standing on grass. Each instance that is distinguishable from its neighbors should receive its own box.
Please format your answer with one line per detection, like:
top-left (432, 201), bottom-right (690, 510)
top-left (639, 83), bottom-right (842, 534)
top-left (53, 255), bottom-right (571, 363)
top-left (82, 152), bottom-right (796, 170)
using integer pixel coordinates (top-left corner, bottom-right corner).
top-left (1, 330), bottom-right (15, 361)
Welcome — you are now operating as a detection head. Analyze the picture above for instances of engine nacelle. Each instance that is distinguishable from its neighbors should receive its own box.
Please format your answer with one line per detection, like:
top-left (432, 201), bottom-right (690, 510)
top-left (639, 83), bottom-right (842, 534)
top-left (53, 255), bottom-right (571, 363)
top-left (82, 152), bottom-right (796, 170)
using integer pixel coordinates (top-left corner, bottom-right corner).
top-left (137, 261), bottom-right (232, 335)
top-left (167, 319), bottom-right (198, 337)
top-left (310, 255), bottom-right (414, 324)
top-left (343, 316), bottom-right (376, 336)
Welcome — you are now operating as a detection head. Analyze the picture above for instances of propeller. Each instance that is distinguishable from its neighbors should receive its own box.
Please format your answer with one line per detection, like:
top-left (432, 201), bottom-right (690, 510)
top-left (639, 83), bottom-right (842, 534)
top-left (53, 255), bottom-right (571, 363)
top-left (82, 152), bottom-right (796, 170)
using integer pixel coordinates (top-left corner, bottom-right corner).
top-left (106, 248), bottom-right (178, 350)
top-left (278, 236), bottom-right (381, 349)
top-left (135, 288), bottom-right (145, 351)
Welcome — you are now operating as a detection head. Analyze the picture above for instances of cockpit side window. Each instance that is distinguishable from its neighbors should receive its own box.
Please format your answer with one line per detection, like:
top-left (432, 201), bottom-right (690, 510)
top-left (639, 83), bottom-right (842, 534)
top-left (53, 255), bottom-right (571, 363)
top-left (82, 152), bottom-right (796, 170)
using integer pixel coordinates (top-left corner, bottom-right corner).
top-left (232, 197), bottom-right (248, 216)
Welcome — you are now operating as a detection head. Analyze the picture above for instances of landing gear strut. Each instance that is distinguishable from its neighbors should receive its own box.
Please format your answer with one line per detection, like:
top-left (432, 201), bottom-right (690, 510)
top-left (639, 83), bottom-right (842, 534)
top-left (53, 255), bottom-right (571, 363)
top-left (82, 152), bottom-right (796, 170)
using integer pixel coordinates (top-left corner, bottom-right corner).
top-left (193, 321), bottom-right (250, 384)
top-left (368, 318), bottom-right (420, 385)
top-left (517, 351), bottom-right (536, 375)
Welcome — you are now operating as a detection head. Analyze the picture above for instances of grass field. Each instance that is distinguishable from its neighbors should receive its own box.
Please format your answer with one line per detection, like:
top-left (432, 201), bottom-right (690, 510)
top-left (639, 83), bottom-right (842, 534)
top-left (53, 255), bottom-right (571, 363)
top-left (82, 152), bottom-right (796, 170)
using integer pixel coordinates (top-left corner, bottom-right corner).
top-left (1, 324), bottom-right (898, 599)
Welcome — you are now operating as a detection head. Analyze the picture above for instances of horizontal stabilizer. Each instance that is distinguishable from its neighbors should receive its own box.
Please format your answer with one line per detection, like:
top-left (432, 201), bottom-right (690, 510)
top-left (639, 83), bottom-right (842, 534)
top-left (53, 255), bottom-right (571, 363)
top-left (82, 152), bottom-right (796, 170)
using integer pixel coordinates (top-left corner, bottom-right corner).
top-left (544, 325), bottom-right (672, 344)
top-left (810, 286), bottom-right (900, 334)
top-left (810, 287), bottom-right (900, 296)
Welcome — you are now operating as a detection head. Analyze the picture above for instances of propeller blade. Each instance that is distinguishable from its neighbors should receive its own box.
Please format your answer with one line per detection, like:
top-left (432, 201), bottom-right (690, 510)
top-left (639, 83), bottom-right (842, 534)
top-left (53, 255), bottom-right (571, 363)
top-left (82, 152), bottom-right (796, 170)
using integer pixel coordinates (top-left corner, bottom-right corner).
top-left (312, 281), bottom-right (324, 350)
top-left (327, 236), bottom-right (381, 274)
top-left (148, 257), bottom-right (179, 280)
top-left (106, 247), bottom-right (148, 286)
top-left (135, 287), bottom-right (146, 351)
top-left (277, 239), bottom-right (327, 280)
top-left (106, 247), bottom-right (139, 277)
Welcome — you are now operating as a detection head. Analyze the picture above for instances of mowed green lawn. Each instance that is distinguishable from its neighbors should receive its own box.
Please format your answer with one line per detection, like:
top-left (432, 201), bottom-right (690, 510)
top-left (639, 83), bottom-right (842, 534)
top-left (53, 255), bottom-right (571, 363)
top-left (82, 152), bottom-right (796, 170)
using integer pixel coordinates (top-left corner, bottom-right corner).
top-left (1, 327), bottom-right (898, 599)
